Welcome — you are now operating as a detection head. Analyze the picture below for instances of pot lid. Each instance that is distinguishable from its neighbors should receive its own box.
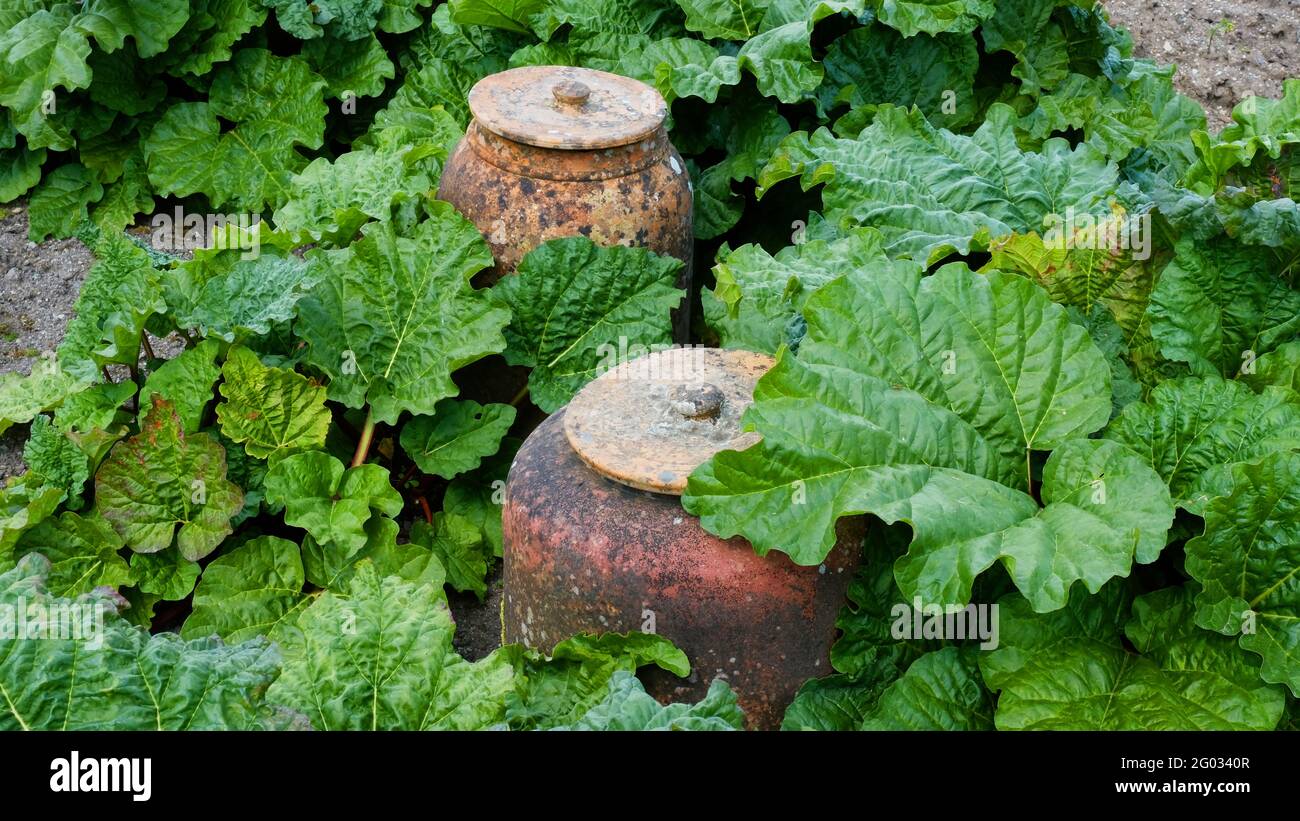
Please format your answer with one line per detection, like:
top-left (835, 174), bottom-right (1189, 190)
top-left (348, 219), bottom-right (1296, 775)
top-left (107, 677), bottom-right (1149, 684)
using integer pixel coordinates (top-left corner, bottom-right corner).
top-left (563, 348), bottom-right (775, 495)
top-left (468, 65), bottom-right (668, 150)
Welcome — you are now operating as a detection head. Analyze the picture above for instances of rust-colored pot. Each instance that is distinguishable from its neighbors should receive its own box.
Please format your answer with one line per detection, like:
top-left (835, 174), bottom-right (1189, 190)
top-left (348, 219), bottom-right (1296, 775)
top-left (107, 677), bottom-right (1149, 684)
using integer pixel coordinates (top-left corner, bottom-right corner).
top-left (502, 349), bottom-right (862, 729)
top-left (437, 65), bottom-right (694, 340)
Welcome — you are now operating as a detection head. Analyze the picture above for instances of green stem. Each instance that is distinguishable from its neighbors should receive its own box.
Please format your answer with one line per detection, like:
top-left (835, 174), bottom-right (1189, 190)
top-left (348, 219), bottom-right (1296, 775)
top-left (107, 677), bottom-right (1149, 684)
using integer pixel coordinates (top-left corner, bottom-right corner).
top-left (509, 384), bottom-right (530, 407)
top-left (351, 410), bottom-right (376, 468)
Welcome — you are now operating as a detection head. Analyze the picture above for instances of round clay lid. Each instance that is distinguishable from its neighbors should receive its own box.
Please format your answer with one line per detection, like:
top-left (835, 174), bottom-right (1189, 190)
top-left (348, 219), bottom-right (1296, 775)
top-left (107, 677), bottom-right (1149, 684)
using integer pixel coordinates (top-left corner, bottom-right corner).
top-left (468, 65), bottom-right (668, 150)
top-left (563, 348), bottom-right (775, 495)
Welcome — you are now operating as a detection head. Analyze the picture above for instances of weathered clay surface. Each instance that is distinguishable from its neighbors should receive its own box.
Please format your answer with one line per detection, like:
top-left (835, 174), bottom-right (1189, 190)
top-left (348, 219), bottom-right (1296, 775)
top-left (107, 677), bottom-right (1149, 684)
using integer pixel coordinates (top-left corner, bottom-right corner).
top-left (503, 409), bottom-right (862, 730)
top-left (437, 121), bottom-right (694, 340)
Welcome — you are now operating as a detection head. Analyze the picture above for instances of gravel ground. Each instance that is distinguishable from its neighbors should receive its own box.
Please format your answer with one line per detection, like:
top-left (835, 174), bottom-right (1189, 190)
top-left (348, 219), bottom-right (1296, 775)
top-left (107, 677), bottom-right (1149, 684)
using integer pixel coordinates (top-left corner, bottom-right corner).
top-left (1104, 0), bottom-right (1300, 128)
top-left (0, 206), bottom-right (95, 479)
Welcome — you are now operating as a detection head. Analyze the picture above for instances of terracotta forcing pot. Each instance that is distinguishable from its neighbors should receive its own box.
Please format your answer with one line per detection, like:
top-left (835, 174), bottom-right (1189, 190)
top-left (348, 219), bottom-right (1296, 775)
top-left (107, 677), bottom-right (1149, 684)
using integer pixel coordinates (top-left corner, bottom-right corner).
top-left (437, 65), bottom-right (694, 340)
top-left (502, 348), bottom-right (863, 729)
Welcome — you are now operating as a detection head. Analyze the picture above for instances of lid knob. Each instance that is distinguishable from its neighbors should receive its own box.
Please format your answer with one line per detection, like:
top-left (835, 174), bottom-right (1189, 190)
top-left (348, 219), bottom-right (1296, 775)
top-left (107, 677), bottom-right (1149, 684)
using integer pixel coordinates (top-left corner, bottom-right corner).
top-left (552, 79), bottom-right (591, 107)
top-left (669, 383), bottom-right (725, 421)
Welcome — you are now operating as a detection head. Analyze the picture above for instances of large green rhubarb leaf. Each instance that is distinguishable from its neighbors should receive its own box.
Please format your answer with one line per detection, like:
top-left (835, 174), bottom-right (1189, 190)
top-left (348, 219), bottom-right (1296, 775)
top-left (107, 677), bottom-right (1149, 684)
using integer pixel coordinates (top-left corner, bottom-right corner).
top-left (8, 511), bottom-right (134, 597)
top-left (271, 146), bottom-right (434, 245)
top-left (872, 0), bottom-right (993, 36)
top-left (268, 562), bottom-right (514, 729)
top-left (1185, 452), bottom-right (1300, 697)
top-left (142, 48), bottom-right (327, 212)
top-left (687, 263), bottom-right (1175, 610)
top-left (0, 554), bottom-right (293, 730)
top-left (0, 7), bottom-right (92, 146)
top-left (1105, 376), bottom-right (1300, 514)
top-left (1147, 237), bottom-right (1300, 378)
top-left (94, 396), bottom-right (243, 560)
top-left (981, 582), bottom-right (1285, 730)
top-left (703, 225), bottom-right (887, 354)
top-left (182, 535), bottom-right (311, 645)
top-left (492, 237), bottom-right (683, 413)
top-left (857, 647), bottom-right (994, 730)
top-left (163, 246), bottom-right (320, 344)
top-left (295, 205), bottom-right (509, 424)
top-left (819, 23), bottom-right (979, 131)
top-left (75, 0), bottom-right (191, 57)
top-left (758, 104), bottom-right (1119, 263)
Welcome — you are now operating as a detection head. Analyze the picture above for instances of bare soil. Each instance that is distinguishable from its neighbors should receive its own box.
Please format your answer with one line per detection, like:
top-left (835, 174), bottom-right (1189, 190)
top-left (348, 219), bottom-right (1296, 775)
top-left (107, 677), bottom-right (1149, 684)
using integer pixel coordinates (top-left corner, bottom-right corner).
top-left (1104, 0), bottom-right (1300, 128)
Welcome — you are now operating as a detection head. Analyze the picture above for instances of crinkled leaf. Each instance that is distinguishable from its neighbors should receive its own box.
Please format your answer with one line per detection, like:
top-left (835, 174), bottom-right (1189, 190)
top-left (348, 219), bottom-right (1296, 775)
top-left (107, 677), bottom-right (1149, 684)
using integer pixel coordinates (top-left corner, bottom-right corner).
top-left (143, 48), bottom-right (327, 212)
top-left (272, 147), bottom-right (432, 244)
top-left (268, 562), bottom-right (514, 729)
top-left (1105, 376), bottom-right (1300, 514)
top-left (872, 0), bottom-right (993, 36)
top-left (1185, 452), bottom-right (1300, 697)
top-left (686, 263), bottom-right (1118, 605)
top-left (820, 25), bottom-right (979, 131)
top-left (0, 554), bottom-right (288, 730)
top-left (300, 514), bottom-right (445, 591)
top-left (758, 104), bottom-right (1119, 263)
top-left (558, 670), bottom-right (744, 730)
top-left (492, 237), bottom-right (683, 413)
top-left (0, 8), bottom-right (92, 145)
top-left (302, 32), bottom-right (394, 99)
top-left (409, 513), bottom-right (488, 598)
top-left (400, 399), bottom-right (515, 480)
top-left (21, 416), bottom-right (89, 509)
top-left (263, 451), bottom-right (403, 554)
top-left (295, 206), bottom-right (509, 424)
top-left (58, 230), bottom-right (163, 380)
top-left (442, 437), bottom-right (516, 558)
top-left (981, 582), bottom-right (1285, 729)
top-left (182, 536), bottom-right (311, 645)
top-left (137, 339), bottom-right (222, 435)
top-left (27, 163), bottom-right (103, 242)
top-left (504, 632), bottom-right (690, 730)
top-left (74, 0), bottom-right (190, 58)
top-left (164, 247), bottom-right (319, 344)
top-left (10, 511), bottom-right (133, 597)
top-left (703, 225), bottom-right (886, 353)
top-left (130, 550), bottom-right (201, 601)
top-left (216, 346), bottom-right (331, 460)
top-left (859, 647), bottom-right (994, 730)
top-left (0, 360), bottom-right (91, 436)
top-left (94, 396), bottom-right (243, 560)
top-left (1243, 341), bottom-right (1300, 394)
top-left (448, 0), bottom-right (547, 33)
top-left (1, 476), bottom-right (66, 556)
top-left (1147, 237), bottom-right (1300, 378)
